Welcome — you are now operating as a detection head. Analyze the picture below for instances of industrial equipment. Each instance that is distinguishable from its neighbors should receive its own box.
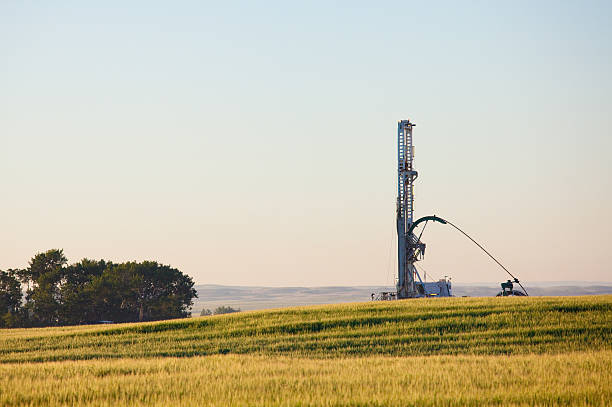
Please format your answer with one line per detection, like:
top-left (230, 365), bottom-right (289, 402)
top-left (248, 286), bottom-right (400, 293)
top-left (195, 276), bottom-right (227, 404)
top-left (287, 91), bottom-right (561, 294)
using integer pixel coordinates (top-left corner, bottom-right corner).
top-left (394, 120), bottom-right (451, 298)
top-left (374, 119), bottom-right (527, 300)
top-left (497, 279), bottom-right (528, 296)
top-left (373, 120), bottom-right (452, 300)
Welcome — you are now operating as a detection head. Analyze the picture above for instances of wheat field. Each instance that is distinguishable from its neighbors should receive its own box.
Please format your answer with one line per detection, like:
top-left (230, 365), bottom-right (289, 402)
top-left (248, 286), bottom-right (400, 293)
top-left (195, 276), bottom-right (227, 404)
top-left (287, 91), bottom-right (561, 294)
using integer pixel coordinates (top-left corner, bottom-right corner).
top-left (0, 295), bottom-right (610, 406)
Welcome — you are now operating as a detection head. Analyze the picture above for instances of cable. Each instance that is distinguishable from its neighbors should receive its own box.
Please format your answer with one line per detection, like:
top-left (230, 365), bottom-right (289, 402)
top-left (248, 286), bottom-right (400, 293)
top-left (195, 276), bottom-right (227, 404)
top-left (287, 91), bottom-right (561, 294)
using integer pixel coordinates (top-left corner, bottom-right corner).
top-left (414, 263), bottom-right (440, 283)
top-left (443, 220), bottom-right (528, 296)
top-left (416, 220), bottom-right (428, 243)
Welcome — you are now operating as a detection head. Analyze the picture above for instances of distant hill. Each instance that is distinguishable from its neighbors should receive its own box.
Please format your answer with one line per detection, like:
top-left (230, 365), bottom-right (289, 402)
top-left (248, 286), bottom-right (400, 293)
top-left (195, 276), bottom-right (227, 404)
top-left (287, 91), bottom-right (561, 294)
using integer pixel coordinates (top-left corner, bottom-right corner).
top-left (192, 282), bottom-right (612, 314)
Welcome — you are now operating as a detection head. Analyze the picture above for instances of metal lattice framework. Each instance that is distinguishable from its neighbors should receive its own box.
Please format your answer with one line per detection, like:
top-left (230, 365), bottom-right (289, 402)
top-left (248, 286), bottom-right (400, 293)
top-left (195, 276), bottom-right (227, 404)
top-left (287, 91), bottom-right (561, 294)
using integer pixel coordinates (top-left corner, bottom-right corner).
top-left (374, 120), bottom-right (453, 301)
top-left (396, 120), bottom-right (421, 298)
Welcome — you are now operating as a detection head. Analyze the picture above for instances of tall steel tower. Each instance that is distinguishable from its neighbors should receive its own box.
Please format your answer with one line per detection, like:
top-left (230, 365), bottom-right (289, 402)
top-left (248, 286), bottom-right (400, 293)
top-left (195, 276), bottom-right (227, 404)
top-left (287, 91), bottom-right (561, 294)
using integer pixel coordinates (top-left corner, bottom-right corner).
top-left (396, 119), bottom-right (425, 298)
top-left (373, 119), bottom-right (451, 301)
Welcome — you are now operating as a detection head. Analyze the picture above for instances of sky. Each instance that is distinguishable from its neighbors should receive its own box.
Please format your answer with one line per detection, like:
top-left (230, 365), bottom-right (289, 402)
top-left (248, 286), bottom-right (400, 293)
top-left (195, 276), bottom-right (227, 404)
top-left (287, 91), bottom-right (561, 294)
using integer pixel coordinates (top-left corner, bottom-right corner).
top-left (1, 1), bottom-right (611, 286)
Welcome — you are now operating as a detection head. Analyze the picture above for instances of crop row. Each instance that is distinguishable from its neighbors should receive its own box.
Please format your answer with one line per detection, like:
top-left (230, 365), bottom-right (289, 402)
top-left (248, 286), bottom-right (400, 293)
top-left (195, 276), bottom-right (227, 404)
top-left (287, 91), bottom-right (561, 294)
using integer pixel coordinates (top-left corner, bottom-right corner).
top-left (0, 352), bottom-right (610, 406)
top-left (1, 295), bottom-right (610, 362)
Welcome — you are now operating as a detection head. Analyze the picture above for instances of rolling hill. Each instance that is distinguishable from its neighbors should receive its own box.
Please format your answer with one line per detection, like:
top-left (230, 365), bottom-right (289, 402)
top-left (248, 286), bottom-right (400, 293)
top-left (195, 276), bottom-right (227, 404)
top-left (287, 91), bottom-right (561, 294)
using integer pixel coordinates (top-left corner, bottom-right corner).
top-left (0, 295), bottom-right (610, 406)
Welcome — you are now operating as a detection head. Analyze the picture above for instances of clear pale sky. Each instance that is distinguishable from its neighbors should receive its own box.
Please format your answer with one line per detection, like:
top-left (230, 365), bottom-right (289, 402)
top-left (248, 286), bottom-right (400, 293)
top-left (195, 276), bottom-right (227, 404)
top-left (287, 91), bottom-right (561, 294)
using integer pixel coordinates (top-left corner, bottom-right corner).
top-left (1, 1), bottom-right (611, 286)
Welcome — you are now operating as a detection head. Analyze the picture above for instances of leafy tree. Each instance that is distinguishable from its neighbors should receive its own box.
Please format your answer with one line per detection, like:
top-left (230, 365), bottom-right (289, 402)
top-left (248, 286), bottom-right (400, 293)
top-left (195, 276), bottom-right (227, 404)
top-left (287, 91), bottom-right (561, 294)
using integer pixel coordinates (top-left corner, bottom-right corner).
top-left (59, 259), bottom-right (109, 325)
top-left (200, 308), bottom-right (212, 316)
top-left (23, 249), bottom-right (67, 326)
top-left (3, 250), bottom-right (197, 327)
top-left (90, 261), bottom-right (196, 322)
top-left (0, 269), bottom-right (23, 327)
top-left (86, 263), bottom-right (139, 323)
top-left (23, 249), bottom-right (67, 283)
top-left (133, 261), bottom-right (196, 321)
top-left (213, 306), bottom-right (240, 315)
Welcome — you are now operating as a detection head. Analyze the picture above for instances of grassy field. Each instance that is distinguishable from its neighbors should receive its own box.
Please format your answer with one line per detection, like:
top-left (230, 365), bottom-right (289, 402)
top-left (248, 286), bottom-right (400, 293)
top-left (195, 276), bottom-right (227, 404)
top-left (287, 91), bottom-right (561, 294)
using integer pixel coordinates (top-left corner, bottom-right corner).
top-left (0, 296), bottom-right (611, 406)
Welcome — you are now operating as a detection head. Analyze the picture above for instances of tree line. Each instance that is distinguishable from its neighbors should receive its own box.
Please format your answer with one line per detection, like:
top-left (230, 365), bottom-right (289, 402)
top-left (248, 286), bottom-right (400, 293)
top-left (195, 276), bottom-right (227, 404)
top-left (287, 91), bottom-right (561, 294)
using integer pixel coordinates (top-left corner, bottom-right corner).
top-left (200, 305), bottom-right (240, 316)
top-left (0, 249), bottom-right (197, 328)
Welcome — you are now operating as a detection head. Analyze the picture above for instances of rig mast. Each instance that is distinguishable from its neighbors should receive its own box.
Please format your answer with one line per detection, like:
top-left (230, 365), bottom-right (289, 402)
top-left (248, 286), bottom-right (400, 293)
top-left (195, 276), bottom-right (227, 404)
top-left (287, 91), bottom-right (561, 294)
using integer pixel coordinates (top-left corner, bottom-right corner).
top-left (396, 120), bottom-right (424, 298)
top-left (375, 119), bottom-right (451, 301)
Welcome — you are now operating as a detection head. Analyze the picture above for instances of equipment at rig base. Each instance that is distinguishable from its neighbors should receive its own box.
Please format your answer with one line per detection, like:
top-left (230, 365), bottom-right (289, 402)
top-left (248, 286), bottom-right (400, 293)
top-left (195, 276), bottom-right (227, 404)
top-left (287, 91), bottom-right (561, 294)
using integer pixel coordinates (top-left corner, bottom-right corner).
top-left (497, 279), bottom-right (528, 297)
top-left (373, 119), bottom-right (527, 301)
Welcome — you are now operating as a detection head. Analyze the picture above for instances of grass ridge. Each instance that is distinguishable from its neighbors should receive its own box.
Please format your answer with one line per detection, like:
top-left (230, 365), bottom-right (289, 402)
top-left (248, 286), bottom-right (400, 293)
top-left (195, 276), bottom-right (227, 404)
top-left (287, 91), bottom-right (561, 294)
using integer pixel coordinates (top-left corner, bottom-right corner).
top-left (1, 295), bottom-right (610, 363)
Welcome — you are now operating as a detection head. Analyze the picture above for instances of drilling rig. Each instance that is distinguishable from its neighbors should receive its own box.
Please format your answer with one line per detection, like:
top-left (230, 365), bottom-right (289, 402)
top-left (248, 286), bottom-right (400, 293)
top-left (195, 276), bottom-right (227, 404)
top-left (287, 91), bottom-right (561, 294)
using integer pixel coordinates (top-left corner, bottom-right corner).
top-left (378, 120), bottom-right (452, 300)
top-left (375, 119), bottom-right (526, 300)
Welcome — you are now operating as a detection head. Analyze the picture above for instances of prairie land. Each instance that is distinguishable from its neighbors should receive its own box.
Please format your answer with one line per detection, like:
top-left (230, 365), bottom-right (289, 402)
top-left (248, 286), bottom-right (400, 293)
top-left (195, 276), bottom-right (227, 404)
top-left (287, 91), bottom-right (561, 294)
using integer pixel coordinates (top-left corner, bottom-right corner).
top-left (191, 283), bottom-right (612, 312)
top-left (0, 296), bottom-right (610, 406)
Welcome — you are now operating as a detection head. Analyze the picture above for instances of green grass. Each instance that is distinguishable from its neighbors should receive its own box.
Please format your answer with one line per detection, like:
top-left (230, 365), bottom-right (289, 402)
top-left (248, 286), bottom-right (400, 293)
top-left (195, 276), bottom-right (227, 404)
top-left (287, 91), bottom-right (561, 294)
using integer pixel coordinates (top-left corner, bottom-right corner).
top-left (1, 296), bottom-right (611, 406)
top-left (1, 296), bottom-right (610, 362)
top-left (1, 352), bottom-right (610, 407)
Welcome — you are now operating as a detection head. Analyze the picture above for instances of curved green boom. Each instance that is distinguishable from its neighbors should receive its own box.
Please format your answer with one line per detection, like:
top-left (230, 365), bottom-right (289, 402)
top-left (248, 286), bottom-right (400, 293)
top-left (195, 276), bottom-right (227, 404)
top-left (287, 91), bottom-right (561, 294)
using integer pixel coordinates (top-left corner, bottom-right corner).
top-left (407, 215), bottom-right (447, 236)
top-left (404, 215), bottom-right (528, 295)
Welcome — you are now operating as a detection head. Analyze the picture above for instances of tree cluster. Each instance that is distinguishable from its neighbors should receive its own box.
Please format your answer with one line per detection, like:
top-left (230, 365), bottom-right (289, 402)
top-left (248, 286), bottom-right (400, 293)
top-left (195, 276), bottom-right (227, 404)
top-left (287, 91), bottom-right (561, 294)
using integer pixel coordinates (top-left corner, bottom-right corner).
top-left (0, 249), bottom-right (197, 328)
top-left (200, 306), bottom-right (240, 316)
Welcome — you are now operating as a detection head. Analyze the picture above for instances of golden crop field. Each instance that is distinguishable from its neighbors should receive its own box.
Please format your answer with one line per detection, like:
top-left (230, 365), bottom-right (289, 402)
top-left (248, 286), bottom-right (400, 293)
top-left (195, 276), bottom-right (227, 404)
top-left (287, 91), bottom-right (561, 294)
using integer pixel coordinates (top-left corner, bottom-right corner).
top-left (0, 295), bottom-right (611, 406)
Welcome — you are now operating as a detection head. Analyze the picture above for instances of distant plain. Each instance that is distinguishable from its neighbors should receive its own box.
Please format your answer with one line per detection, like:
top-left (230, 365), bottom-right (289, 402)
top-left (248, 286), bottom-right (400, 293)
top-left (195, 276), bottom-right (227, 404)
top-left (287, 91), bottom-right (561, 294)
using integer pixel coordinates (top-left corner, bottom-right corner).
top-left (192, 282), bottom-right (612, 314)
